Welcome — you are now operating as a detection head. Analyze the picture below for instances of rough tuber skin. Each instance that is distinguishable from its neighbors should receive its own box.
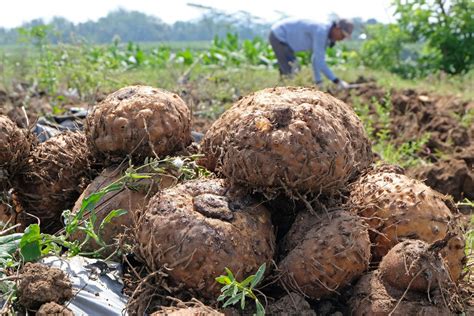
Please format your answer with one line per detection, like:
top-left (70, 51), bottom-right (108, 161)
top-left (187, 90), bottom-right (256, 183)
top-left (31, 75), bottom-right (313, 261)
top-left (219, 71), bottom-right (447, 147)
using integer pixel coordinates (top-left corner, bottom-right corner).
top-left (70, 165), bottom-right (175, 258)
top-left (349, 271), bottom-right (451, 316)
top-left (135, 179), bottom-right (275, 298)
top-left (349, 168), bottom-right (453, 259)
top-left (378, 239), bottom-right (451, 292)
top-left (0, 115), bottom-right (31, 190)
top-left (14, 132), bottom-right (93, 233)
top-left (279, 211), bottom-right (371, 299)
top-left (201, 87), bottom-right (373, 195)
top-left (85, 85), bottom-right (192, 163)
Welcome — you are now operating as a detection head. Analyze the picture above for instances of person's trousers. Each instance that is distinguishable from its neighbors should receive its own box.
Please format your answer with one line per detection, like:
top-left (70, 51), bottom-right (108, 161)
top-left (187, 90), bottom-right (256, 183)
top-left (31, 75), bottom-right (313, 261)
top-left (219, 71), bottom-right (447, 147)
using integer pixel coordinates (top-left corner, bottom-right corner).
top-left (269, 31), bottom-right (297, 75)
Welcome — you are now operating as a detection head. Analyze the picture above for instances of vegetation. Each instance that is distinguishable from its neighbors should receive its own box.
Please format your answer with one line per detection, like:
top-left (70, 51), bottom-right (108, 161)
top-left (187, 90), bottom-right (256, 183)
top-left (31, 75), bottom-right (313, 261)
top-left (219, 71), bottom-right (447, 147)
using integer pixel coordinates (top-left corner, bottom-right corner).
top-left (352, 94), bottom-right (430, 168)
top-left (0, 9), bottom-right (271, 45)
top-left (216, 264), bottom-right (266, 315)
top-left (394, 0), bottom-right (473, 75)
top-left (361, 0), bottom-right (473, 78)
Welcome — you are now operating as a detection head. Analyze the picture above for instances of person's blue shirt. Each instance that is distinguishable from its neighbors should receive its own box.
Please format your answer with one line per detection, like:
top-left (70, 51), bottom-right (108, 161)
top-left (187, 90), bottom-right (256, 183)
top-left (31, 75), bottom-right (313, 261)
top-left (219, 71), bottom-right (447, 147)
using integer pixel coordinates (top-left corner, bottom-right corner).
top-left (271, 18), bottom-right (336, 83)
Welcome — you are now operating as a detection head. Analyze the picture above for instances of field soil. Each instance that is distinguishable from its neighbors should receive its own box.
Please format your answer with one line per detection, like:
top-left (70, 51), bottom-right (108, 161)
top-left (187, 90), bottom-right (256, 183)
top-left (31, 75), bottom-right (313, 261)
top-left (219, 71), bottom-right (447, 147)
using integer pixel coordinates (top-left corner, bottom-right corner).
top-left (332, 79), bottom-right (474, 203)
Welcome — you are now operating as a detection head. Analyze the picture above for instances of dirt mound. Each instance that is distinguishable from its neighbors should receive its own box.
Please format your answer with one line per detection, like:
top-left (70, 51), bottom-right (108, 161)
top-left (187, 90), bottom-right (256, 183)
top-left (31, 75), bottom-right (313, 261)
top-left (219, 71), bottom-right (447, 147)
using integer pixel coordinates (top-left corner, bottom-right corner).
top-left (37, 302), bottom-right (74, 316)
top-left (202, 86), bottom-right (373, 196)
top-left (332, 82), bottom-right (473, 193)
top-left (135, 178), bottom-right (275, 298)
top-left (408, 146), bottom-right (474, 200)
top-left (0, 87), bottom-right (53, 129)
top-left (17, 263), bottom-right (73, 310)
top-left (389, 91), bottom-right (470, 151)
top-left (85, 85), bottom-right (192, 163)
top-left (336, 83), bottom-right (472, 147)
top-left (14, 131), bottom-right (93, 233)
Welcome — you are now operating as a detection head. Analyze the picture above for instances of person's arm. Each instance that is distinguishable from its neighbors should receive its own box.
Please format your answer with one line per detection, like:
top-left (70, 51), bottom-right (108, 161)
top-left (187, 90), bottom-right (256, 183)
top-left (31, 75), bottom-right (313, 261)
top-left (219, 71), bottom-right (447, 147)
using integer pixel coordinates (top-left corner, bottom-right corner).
top-left (311, 32), bottom-right (337, 84)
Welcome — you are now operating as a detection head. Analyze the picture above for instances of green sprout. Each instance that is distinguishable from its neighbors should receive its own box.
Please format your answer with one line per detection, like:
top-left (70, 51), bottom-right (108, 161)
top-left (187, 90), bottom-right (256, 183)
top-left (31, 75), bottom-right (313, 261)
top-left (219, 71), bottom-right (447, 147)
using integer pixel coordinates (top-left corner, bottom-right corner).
top-left (216, 263), bottom-right (266, 316)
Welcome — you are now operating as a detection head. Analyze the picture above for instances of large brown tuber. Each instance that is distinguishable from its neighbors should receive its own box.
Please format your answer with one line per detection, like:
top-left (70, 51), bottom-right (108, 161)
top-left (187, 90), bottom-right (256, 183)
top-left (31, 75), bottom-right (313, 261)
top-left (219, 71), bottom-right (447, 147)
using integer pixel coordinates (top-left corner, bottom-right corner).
top-left (349, 168), bottom-right (453, 259)
top-left (349, 271), bottom-right (451, 316)
top-left (201, 87), bottom-right (373, 195)
top-left (135, 179), bottom-right (275, 298)
top-left (70, 165), bottom-right (175, 258)
top-left (378, 239), bottom-right (452, 292)
top-left (279, 211), bottom-right (371, 299)
top-left (85, 85), bottom-right (192, 163)
top-left (439, 234), bottom-right (466, 282)
top-left (0, 115), bottom-right (31, 191)
top-left (14, 132), bottom-right (93, 233)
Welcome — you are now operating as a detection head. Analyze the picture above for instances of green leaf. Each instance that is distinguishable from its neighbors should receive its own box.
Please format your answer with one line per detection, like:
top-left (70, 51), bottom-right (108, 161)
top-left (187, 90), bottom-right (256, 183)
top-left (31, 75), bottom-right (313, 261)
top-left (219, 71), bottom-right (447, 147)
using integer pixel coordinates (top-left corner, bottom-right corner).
top-left (99, 209), bottom-right (127, 231)
top-left (220, 284), bottom-right (232, 292)
top-left (240, 274), bottom-right (255, 288)
top-left (217, 294), bottom-right (227, 302)
top-left (223, 294), bottom-right (241, 308)
top-left (250, 263), bottom-right (266, 289)
top-left (84, 228), bottom-right (104, 247)
top-left (225, 267), bottom-right (235, 281)
top-left (80, 191), bottom-right (105, 213)
top-left (19, 224), bottom-right (42, 262)
top-left (222, 283), bottom-right (237, 297)
top-left (126, 173), bottom-right (152, 180)
top-left (215, 275), bottom-right (231, 285)
top-left (240, 290), bottom-right (246, 310)
top-left (90, 210), bottom-right (98, 226)
top-left (232, 283), bottom-right (239, 297)
top-left (255, 300), bottom-right (265, 316)
top-left (0, 233), bottom-right (22, 260)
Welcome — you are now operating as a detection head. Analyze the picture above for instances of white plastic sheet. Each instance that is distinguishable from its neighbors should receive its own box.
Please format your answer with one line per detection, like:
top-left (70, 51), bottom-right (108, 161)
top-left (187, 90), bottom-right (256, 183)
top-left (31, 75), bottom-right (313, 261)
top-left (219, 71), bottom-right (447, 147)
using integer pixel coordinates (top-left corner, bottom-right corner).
top-left (41, 256), bottom-right (128, 316)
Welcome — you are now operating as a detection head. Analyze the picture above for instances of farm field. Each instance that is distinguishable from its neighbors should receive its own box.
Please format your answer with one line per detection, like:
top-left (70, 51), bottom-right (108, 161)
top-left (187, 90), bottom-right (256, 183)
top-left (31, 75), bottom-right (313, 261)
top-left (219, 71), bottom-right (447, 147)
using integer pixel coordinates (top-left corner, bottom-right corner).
top-left (0, 22), bottom-right (473, 315)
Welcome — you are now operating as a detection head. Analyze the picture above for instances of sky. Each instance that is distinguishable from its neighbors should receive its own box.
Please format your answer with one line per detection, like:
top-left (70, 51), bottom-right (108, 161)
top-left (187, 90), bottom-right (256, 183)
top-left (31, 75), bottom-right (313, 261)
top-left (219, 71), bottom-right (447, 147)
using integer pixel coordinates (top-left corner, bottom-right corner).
top-left (0, 0), bottom-right (395, 29)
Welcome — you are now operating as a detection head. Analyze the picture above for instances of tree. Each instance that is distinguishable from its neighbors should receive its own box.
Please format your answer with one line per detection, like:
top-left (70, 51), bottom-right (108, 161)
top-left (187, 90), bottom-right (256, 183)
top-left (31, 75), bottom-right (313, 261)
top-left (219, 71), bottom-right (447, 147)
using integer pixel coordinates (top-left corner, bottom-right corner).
top-left (360, 23), bottom-right (410, 72)
top-left (393, 0), bottom-right (473, 74)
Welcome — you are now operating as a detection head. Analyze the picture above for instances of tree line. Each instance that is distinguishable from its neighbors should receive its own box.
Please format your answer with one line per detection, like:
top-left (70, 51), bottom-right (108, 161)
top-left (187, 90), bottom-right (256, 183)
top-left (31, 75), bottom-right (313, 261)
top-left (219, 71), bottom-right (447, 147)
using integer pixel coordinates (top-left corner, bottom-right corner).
top-left (0, 9), bottom-right (273, 45)
top-left (0, 9), bottom-right (375, 45)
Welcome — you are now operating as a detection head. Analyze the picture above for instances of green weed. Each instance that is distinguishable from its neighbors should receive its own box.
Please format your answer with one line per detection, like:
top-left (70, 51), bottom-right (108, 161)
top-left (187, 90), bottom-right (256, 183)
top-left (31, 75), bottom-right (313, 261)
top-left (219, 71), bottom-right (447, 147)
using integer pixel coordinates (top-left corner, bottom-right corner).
top-left (460, 109), bottom-right (474, 129)
top-left (216, 263), bottom-right (266, 315)
top-left (353, 94), bottom-right (429, 168)
top-left (457, 199), bottom-right (474, 255)
top-left (467, 215), bottom-right (473, 257)
top-left (18, 25), bottom-right (58, 96)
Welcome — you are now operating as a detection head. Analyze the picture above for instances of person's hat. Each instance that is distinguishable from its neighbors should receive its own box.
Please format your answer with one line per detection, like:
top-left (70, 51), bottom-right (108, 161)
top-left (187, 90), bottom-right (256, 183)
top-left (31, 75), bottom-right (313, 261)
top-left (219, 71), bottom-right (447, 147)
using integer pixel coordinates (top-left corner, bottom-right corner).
top-left (337, 19), bottom-right (354, 38)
